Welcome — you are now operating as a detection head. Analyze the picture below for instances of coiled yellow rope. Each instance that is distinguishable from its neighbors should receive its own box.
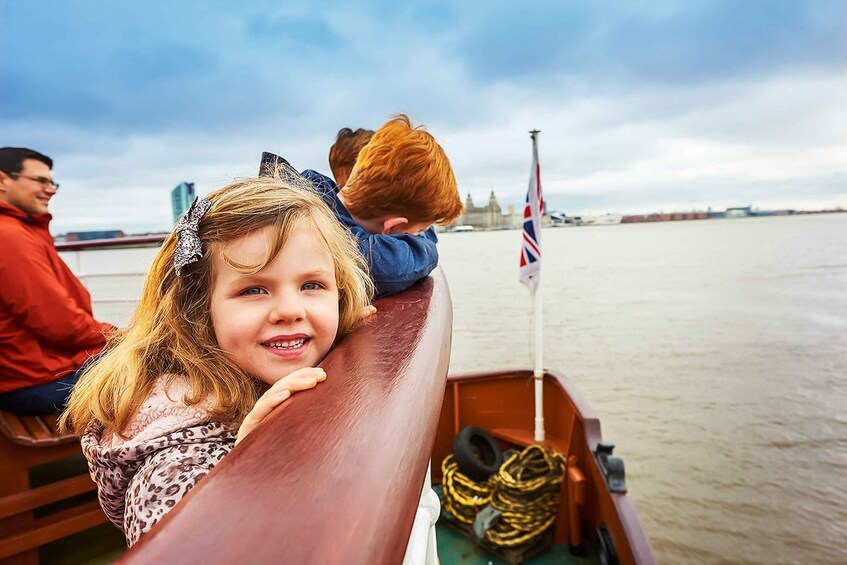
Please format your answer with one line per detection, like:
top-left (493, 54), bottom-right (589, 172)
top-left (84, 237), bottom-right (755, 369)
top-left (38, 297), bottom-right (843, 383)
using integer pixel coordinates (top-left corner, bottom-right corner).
top-left (441, 444), bottom-right (567, 548)
top-left (441, 454), bottom-right (492, 524)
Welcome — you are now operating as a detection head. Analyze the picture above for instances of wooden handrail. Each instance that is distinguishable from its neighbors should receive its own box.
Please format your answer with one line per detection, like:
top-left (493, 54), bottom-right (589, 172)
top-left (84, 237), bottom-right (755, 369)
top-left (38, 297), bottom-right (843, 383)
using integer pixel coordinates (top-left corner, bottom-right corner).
top-left (120, 269), bottom-right (453, 564)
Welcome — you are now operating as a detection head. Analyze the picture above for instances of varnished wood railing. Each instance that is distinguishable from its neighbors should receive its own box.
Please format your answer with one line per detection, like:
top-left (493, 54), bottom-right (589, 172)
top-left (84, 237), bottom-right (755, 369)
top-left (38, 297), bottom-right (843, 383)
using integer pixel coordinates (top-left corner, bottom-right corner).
top-left (56, 235), bottom-right (166, 252)
top-left (120, 269), bottom-right (452, 564)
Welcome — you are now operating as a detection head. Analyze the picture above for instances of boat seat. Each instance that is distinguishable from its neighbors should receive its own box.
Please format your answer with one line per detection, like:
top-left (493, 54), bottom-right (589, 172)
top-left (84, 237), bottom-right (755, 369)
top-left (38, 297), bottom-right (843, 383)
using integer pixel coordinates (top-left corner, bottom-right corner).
top-left (0, 412), bottom-right (76, 447)
top-left (0, 409), bottom-right (109, 564)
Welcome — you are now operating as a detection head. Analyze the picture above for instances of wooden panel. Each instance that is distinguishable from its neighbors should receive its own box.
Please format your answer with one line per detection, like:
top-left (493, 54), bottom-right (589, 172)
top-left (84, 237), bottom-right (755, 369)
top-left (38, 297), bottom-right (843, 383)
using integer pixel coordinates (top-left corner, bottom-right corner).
top-left (0, 431), bottom-right (105, 562)
top-left (32, 500), bottom-right (106, 529)
top-left (0, 475), bottom-right (97, 520)
top-left (488, 427), bottom-right (569, 453)
top-left (122, 270), bottom-right (453, 564)
top-left (0, 504), bottom-right (107, 559)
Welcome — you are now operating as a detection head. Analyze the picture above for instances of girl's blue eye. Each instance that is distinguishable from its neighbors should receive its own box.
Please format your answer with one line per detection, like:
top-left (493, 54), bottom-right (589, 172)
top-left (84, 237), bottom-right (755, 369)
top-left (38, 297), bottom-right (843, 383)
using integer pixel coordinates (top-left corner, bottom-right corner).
top-left (241, 287), bottom-right (266, 296)
top-left (302, 282), bottom-right (323, 291)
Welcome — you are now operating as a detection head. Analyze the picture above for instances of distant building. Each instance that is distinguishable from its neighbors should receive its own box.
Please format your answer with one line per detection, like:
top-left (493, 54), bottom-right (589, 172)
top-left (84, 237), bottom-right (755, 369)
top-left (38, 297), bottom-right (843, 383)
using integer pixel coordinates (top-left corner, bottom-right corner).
top-left (466, 191), bottom-right (502, 228)
top-left (65, 230), bottom-right (125, 242)
top-left (452, 192), bottom-right (519, 229)
top-left (622, 211), bottom-right (708, 223)
top-left (505, 204), bottom-right (523, 228)
top-left (725, 206), bottom-right (752, 218)
top-left (172, 182), bottom-right (196, 224)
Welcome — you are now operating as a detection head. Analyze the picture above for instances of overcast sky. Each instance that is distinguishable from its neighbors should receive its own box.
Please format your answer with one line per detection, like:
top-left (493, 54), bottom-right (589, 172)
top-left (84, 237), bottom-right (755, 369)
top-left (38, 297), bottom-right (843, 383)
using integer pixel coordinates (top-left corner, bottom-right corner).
top-left (3, 0), bottom-right (846, 234)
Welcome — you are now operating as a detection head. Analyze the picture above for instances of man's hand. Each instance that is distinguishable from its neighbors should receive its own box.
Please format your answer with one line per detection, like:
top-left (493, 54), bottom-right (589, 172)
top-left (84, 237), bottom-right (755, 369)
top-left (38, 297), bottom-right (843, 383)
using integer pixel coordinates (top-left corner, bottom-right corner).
top-left (235, 367), bottom-right (327, 446)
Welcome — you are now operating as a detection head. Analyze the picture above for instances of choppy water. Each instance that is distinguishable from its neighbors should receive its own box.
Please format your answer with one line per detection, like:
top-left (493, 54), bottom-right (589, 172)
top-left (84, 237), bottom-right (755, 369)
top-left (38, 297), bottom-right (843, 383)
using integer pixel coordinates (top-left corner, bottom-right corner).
top-left (438, 214), bottom-right (847, 565)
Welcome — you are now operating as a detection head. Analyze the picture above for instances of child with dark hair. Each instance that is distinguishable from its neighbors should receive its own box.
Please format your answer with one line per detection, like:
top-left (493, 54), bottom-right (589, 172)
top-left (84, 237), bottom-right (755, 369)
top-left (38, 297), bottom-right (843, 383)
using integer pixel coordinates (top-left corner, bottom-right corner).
top-left (329, 127), bottom-right (374, 188)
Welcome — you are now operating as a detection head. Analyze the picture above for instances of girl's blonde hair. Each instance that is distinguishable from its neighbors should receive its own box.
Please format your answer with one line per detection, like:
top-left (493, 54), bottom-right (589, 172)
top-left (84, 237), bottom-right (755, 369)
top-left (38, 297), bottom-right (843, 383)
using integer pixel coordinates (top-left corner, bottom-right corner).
top-left (61, 175), bottom-right (373, 436)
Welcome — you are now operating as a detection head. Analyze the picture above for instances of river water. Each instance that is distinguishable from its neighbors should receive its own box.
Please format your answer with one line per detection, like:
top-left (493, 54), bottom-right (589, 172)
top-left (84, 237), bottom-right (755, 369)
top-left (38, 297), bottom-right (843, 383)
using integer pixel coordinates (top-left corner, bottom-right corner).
top-left (437, 214), bottom-right (847, 565)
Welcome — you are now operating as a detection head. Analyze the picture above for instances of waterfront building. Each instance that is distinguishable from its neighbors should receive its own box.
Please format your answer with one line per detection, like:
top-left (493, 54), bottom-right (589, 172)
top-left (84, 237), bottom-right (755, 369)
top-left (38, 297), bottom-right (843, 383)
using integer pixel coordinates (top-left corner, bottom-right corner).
top-left (622, 211), bottom-right (708, 223)
top-left (451, 191), bottom-right (519, 229)
top-left (64, 230), bottom-right (125, 242)
top-left (171, 182), bottom-right (196, 224)
top-left (464, 191), bottom-right (502, 228)
top-left (725, 206), bottom-right (752, 218)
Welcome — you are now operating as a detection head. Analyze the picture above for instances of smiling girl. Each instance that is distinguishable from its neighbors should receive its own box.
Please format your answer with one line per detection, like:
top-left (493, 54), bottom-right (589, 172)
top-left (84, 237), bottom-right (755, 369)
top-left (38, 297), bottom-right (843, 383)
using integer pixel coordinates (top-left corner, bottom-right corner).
top-left (60, 176), bottom-right (373, 546)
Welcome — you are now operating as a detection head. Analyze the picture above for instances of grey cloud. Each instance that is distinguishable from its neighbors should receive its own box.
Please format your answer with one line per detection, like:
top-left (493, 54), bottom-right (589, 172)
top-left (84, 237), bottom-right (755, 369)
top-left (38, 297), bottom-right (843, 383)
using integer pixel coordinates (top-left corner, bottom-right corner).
top-left (3, 1), bottom-right (847, 234)
top-left (452, 1), bottom-right (847, 88)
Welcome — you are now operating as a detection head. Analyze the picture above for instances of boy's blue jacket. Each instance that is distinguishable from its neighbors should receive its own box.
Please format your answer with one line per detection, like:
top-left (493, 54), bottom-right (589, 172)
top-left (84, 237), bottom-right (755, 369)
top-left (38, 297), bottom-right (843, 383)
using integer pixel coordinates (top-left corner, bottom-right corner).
top-left (258, 153), bottom-right (438, 298)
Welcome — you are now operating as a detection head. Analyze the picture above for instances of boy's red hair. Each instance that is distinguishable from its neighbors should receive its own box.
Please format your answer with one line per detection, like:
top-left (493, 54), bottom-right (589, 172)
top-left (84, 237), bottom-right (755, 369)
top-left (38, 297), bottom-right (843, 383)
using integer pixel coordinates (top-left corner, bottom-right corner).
top-left (341, 114), bottom-right (463, 225)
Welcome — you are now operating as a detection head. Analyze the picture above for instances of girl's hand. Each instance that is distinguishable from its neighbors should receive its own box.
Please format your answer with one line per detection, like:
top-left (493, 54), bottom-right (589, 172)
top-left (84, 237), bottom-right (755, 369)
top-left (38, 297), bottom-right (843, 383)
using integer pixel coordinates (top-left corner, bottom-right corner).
top-left (235, 367), bottom-right (327, 446)
top-left (361, 305), bottom-right (377, 320)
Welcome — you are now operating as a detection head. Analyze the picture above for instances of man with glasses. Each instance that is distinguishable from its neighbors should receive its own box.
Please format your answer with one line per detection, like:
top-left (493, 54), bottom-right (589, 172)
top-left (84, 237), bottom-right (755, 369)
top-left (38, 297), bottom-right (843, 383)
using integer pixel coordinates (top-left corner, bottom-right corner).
top-left (0, 147), bottom-right (113, 414)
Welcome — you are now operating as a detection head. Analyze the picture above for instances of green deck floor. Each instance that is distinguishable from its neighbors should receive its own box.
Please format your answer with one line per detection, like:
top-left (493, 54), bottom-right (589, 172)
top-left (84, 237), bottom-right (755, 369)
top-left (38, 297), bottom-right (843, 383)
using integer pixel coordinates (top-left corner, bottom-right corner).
top-left (39, 519), bottom-right (594, 564)
top-left (40, 524), bottom-right (125, 565)
top-left (435, 522), bottom-right (597, 565)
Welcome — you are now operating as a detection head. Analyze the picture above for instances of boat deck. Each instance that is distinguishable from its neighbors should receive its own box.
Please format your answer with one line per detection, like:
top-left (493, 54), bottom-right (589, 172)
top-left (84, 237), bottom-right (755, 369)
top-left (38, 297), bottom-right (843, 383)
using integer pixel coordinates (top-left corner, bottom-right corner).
top-left (436, 524), bottom-right (598, 565)
top-left (40, 524), bottom-right (124, 565)
top-left (40, 518), bottom-right (598, 565)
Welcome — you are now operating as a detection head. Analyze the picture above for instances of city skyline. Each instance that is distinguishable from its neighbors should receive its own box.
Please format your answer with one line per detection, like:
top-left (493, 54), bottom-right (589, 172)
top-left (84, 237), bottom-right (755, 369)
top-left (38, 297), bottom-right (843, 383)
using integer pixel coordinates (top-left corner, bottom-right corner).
top-left (3, 1), bottom-right (846, 234)
top-left (55, 188), bottom-right (839, 238)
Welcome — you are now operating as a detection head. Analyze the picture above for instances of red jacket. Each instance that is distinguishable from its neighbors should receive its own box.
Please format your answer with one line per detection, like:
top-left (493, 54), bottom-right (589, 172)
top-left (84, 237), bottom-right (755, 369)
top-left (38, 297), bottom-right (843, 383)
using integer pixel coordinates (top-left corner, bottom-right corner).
top-left (0, 202), bottom-right (110, 393)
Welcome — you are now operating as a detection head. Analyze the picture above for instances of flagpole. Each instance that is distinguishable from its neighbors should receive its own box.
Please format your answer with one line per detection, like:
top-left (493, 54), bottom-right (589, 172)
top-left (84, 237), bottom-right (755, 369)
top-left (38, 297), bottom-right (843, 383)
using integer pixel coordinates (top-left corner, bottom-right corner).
top-left (530, 129), bottom-right (545, 442)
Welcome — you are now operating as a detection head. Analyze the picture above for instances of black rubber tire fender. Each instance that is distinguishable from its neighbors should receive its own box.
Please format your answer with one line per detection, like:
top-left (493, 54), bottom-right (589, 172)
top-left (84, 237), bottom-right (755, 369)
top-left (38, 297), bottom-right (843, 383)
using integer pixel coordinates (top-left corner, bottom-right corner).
top-left (452, 425), bottom-right (504, 482)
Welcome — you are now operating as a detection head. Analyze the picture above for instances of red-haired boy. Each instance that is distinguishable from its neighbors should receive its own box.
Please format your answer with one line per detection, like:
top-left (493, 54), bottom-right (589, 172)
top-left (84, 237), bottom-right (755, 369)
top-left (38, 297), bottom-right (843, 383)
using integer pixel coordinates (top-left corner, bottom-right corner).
top-left (261, 114), bottom-right (463, 298)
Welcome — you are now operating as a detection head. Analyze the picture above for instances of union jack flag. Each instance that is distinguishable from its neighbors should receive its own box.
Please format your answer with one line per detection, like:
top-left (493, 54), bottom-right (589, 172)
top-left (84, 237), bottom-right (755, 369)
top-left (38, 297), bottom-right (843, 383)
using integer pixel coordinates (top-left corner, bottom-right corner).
top-left (519, 139), bottom-right (543, 291)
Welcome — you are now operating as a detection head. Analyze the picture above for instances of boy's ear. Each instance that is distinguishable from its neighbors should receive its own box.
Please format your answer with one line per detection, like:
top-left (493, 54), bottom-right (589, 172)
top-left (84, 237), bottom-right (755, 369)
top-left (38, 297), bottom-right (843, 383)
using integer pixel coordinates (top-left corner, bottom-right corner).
top-left (381, 216), bottom-right (410, 235)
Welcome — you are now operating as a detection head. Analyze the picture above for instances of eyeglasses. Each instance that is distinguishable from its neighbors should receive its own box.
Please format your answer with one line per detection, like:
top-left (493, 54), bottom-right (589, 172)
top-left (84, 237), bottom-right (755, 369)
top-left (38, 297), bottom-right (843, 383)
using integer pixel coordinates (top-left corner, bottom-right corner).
top-left (8, 173), bottom-right (60, 190)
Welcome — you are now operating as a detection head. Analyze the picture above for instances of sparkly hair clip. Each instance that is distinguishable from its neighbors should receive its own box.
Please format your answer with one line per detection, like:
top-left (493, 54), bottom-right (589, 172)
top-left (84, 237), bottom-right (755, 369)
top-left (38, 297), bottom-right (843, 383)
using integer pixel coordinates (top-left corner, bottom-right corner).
top-left (173, 196), bottom-right (212, 276)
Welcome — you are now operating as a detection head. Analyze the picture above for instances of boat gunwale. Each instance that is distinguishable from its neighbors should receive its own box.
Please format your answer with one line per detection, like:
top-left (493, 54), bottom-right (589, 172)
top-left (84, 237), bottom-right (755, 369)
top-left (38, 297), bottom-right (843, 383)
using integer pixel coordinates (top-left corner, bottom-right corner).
top-left (56, 235), bottom-right (166, 252)
top-left (441, 368), bottom-right (656, 565)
